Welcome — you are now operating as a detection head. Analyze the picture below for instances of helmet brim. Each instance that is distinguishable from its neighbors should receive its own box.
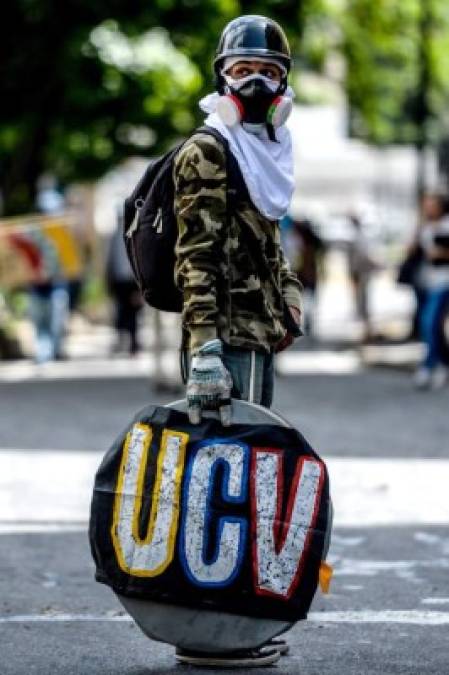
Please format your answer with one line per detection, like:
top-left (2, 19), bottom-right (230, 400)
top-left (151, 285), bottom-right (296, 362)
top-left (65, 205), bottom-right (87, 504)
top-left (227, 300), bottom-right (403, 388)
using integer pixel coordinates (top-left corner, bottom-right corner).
top-left (214, 48), bottom-right (291, 74)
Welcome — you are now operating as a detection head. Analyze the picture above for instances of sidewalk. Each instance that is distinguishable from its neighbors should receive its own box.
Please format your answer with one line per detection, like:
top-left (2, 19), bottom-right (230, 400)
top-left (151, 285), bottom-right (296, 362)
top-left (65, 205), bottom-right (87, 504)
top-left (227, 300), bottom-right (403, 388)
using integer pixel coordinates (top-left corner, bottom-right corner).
top-left (0, 257), bottom-right (422, 379)
top-left (0, 328), bottom-right (423, 383)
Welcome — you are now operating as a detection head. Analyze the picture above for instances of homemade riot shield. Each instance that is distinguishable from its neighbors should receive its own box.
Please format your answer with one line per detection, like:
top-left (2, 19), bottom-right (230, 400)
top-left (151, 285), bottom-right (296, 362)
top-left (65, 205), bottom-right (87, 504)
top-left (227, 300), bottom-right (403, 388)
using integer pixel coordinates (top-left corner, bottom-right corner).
top-left (89, 399), bottom-right (332, 652)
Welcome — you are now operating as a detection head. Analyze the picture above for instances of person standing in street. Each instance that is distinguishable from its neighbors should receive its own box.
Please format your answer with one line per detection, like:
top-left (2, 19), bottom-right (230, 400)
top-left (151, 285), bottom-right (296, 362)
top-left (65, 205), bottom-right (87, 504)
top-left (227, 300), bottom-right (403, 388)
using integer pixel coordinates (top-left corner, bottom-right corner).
top-left (174, 14), bottom-right (302, 434)
top-left (30, 177), bottom-right (70, 363)
top-left (106, 214), bottom-right (143, 356)
top-left (414, 192), bottom-right (449, 389)
top-left (347, 214), bottom-right (378, 343)
top-left (290, 216), bottom-right (325, 337)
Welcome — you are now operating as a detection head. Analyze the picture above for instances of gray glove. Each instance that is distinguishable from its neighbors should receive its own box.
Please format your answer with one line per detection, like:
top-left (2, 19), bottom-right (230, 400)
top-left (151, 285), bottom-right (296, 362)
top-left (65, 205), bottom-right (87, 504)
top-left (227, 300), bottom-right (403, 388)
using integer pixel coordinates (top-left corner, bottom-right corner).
top-left (187, 339), bottom-right (232, 426)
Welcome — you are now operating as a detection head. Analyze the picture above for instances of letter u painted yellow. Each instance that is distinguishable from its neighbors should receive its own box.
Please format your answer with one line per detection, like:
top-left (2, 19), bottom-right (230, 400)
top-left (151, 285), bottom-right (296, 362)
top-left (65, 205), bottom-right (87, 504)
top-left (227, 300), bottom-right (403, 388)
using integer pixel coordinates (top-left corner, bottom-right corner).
top-left (111, 424), bottom-right (188, 577)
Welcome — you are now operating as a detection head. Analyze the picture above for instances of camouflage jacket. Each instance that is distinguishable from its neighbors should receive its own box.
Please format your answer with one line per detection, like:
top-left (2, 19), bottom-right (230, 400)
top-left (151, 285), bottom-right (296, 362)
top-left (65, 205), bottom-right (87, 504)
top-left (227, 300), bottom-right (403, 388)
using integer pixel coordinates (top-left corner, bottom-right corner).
top-left (173, 131), bottom-right (302, 354)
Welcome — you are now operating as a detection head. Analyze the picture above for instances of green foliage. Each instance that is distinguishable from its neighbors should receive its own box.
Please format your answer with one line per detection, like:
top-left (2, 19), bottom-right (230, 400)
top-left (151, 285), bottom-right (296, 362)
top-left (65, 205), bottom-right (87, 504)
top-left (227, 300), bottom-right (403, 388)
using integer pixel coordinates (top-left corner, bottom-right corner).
top-left (1, 0), bottom-right (319, 216)
top-left (341, 0), bottom-right (449, 145)
top-left (0, 0), bottom-right (238, 215)
top-left (2, 0), bottom-right (449, 215)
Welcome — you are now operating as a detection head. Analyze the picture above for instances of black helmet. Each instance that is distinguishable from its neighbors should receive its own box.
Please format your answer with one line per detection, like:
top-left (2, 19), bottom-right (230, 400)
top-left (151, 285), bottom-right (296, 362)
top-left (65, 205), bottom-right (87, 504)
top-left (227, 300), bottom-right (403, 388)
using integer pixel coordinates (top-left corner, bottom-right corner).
top-left (214, 15), bottom-right (291, 78)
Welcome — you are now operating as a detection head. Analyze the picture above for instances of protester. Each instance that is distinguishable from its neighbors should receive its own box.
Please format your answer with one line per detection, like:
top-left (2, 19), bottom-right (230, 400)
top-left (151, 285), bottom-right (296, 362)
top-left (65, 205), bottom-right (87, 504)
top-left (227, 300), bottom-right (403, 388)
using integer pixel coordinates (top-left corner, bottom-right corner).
top-left (106, 215), bottom-right (143, 356)
top-left (414, 192), bottom-right (449, 389)
top-left (172, 14), bottom-right (302, 667)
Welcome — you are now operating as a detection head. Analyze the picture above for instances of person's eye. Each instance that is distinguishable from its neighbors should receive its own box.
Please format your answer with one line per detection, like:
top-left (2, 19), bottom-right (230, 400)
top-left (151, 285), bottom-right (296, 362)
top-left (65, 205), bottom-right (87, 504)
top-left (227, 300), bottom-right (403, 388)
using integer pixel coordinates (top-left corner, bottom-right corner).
top-left (261, 68), bottom-right (277, 79)
top-left (235, 68), bottom-right (251, 78)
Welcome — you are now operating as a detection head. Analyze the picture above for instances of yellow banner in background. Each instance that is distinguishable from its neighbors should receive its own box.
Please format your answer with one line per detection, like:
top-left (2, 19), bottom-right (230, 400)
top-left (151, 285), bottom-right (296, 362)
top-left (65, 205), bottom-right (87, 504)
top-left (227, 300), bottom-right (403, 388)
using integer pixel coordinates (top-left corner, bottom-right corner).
top-left (0, 213), bottom-right (84, 288)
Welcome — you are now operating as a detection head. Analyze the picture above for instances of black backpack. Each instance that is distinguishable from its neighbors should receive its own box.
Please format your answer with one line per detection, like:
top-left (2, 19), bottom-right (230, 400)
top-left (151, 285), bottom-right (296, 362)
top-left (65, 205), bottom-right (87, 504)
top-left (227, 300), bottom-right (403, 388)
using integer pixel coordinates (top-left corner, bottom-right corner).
top-left (123, 126), bottom-right (246, 313)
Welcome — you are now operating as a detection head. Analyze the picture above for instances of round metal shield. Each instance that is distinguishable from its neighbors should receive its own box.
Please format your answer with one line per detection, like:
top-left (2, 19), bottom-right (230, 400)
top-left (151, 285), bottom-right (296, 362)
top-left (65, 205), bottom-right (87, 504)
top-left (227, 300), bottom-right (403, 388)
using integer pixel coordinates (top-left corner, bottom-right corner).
top-left (116, 399), bottom-right (294, 652)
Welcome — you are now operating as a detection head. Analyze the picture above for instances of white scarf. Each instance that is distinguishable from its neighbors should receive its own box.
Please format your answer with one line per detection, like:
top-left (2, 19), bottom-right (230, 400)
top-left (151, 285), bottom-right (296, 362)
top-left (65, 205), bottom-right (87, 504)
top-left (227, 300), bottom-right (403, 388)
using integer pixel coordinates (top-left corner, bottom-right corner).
top-left (199, 92), bottom-right (294, 221)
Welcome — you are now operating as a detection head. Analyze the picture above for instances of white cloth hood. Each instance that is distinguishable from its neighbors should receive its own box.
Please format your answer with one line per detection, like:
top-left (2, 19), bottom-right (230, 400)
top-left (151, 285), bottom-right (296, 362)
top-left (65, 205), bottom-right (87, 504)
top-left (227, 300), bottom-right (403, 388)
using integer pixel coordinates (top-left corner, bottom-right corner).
top-left (199, 92), bottom-right (295, 221)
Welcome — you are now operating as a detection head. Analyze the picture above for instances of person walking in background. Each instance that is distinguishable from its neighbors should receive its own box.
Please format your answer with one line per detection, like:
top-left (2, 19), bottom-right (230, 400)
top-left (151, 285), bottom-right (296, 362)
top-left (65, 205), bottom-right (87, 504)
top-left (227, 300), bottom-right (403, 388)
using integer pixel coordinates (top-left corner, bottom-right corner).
top-left (30, 177), bottom-right (70, 363)
top-left (290, 217), bottom-right (324, 337)
top-left (30, 280), bottom-right (70, 363)
top-left (414, 192), bottom-right (449, 389)
top-left (347, 214), bottom-right (378, 343)
top-left (106, 215), bottom-right (143, 356)
top-left (397, 222), bottom-right (426, 342)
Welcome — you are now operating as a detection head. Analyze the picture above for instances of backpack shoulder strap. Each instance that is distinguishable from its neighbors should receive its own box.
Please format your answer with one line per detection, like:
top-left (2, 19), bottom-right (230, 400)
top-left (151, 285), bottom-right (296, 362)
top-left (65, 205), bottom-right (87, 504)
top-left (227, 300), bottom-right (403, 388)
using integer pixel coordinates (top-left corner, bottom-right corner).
top-left (192, 126), bottom-right (249, 203)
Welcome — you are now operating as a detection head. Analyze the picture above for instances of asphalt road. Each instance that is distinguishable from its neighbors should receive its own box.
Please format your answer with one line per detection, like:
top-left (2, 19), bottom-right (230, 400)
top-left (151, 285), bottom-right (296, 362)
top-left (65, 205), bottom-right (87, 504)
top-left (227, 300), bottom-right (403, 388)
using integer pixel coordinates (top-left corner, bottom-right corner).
top-left (2, 526), bottom-right (448, 675)
top-left (1, 367), bottom-right (448, 458)
top-left (1, 362), bottom-right (449, 674)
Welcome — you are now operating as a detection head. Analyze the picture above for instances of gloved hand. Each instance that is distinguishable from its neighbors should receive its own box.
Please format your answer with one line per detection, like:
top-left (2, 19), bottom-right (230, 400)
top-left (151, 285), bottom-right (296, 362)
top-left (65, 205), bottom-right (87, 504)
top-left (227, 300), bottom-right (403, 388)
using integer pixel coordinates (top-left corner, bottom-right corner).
top-left (187, 339), bottom-right (232, 426)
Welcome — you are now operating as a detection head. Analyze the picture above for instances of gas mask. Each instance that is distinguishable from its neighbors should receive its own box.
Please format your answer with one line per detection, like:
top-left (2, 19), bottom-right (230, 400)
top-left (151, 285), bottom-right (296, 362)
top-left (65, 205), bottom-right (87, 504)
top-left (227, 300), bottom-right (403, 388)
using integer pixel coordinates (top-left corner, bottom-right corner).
top-left (216, 73), bottom-right (292, 139)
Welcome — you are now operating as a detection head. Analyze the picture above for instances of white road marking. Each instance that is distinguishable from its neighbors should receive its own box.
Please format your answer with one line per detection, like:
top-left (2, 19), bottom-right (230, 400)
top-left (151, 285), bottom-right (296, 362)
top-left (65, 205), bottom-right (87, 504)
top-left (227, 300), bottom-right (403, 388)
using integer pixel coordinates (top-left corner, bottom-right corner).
top-left (414, 532), bottom-right (443, 545)
top-left (0, 451), bottom-right (100, 523)
top-left (0, 523), bottom-right (86, 534)
top-left (1, 451), bottom-right (449, 529)
top-left (331, 558), bottom-right (449, 577)
top-left (0, 614), bottom-right (131, 623)
top-left (2, 611), bottom-right (449, 626)
top-left (421, 598), bottom-right (449, 605)
top-left (309, 610), bottom-right (449, 625)
top-left (331, 535), bottom-right (366, 547)
top-left (325, 457), bottom-right (449, 527)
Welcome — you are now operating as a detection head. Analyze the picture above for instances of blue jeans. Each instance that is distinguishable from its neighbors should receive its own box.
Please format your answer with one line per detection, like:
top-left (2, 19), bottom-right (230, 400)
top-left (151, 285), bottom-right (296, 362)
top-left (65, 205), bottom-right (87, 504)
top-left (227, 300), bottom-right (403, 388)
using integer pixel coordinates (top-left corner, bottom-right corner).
top-left (420, 288), bottom-right (449, 369)
top-left (221, 345), bottom-right (274, 408)
top-left (30, 282), bottom-right (69, 363)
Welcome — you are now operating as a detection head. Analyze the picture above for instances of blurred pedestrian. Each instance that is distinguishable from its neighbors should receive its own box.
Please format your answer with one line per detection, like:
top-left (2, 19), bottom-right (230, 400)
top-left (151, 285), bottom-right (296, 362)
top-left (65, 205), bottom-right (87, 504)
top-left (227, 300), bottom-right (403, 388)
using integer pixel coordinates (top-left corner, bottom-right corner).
top-left (290, 217), bottom-right (325, 336)
top-left (279, 213), bottom-right (296, 263)
top-left (347, 214), bottom-right (378, 342)
top-left (106, 216), bottom-right (143, 356)
top-left (30, 281), bottom-right (69, 363)
top-left (65, 186), bottom-right (95, 317)
top-left (31, 177), bottom-right (69, 363)
top-left (397, 221), bottom-right (425, 342)
top-left (414, 192), bottom-right (449, 389)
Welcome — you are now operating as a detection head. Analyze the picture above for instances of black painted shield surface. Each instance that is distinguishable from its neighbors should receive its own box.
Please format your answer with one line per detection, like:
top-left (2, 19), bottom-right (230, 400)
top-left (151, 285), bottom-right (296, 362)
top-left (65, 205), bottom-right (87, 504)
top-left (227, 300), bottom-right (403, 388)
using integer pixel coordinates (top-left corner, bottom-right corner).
top-left (89, 405), bottom-right (331, 622)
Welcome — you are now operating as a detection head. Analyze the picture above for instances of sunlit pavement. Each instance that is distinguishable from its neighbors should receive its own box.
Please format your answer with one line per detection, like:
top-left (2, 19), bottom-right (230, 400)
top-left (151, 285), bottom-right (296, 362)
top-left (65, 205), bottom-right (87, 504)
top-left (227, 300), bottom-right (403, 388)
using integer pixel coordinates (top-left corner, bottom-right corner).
top-left (1, 325), bottom-right (448, 673)
top-left (3, 262), bottom-right (420, 381)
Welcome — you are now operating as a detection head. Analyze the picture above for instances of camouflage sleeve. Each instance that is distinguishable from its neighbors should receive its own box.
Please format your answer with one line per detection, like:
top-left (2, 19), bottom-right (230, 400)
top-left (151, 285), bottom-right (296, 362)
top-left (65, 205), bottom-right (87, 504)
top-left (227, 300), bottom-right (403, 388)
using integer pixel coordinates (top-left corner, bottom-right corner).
top-left (279, 244), bottom-right (303, 311)
top-left (173, 134), bottom-right (227, 352)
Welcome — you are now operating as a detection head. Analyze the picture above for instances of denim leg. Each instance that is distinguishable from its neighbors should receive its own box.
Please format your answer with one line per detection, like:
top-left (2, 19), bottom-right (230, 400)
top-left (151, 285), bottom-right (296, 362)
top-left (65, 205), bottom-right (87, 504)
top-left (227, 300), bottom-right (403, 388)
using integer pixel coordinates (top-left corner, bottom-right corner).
top-left (30, 290), bottom-right (53, 363)
top-left (221, 347), bottom-right (251, 400)
top-left (50, 284), bottom-right (69, 358)
top-left (420, 289), bottom-right (449, 369)
top-left (221, 346), bottom-right (273, 408)
top-left (184, 345), bottom-right (275, 408)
